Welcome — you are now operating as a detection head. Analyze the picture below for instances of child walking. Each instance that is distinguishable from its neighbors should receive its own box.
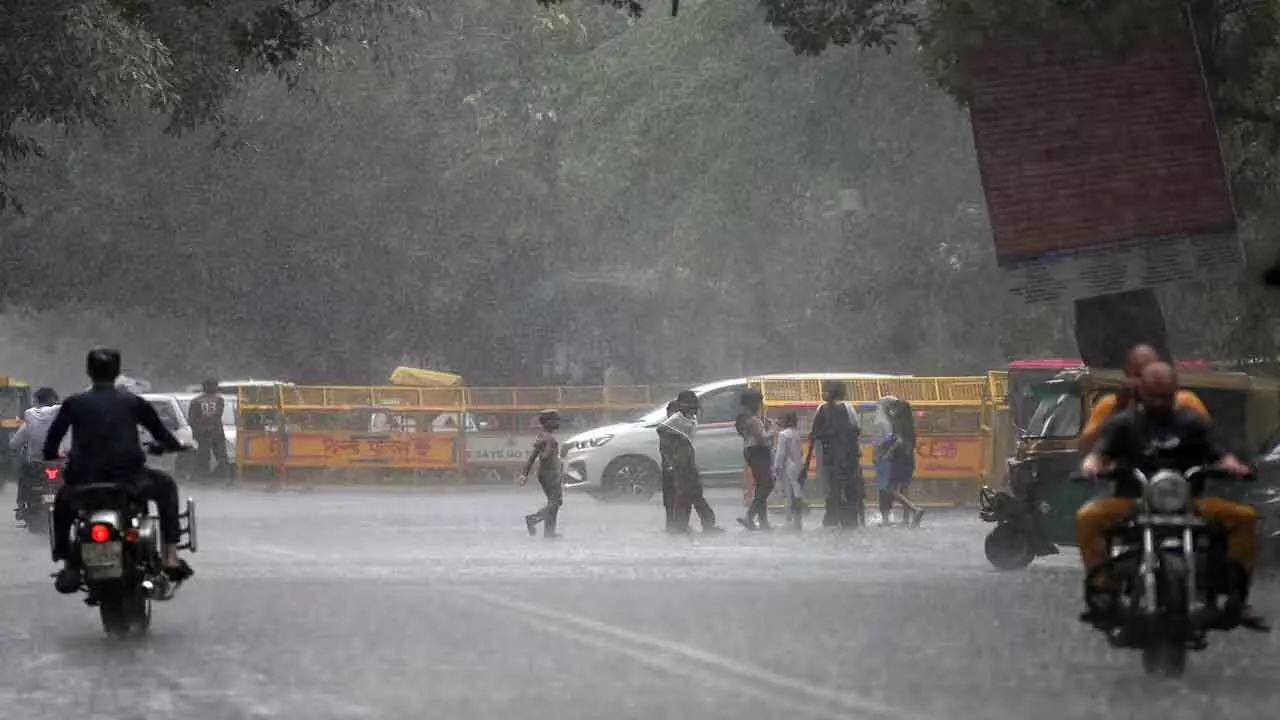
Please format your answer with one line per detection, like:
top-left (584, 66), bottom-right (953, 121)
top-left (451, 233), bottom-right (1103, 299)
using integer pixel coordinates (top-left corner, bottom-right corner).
top-left (520, 409), bottom-right (564, 539)
top-left (773, 411), bottom-right (805, 531)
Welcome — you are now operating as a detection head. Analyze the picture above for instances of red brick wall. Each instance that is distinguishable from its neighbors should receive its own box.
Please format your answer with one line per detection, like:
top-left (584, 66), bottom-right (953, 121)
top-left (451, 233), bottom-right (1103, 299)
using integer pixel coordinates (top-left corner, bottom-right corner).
top-left (968, 26), bottom-right (1236, 266)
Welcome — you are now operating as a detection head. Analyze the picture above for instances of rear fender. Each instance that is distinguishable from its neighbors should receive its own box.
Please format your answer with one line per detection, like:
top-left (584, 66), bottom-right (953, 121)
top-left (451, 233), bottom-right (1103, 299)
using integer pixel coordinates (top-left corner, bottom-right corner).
top-left (85, 510), bottom-right (122, 532)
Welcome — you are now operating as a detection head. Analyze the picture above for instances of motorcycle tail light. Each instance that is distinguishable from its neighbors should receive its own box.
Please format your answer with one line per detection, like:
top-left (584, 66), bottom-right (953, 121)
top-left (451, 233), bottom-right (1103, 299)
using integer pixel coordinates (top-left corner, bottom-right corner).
top-left (44, 467), bottom-right (60, 481)
top-left (124, 529), bottom-right (139, 543)
top-left (89, 524), bottom-right (111, 543)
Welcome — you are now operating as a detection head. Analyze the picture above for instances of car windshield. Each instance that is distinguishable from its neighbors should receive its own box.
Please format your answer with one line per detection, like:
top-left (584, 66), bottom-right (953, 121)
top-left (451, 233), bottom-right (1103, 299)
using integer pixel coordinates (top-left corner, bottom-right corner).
top-left (1024, 387), bottom-right (1083, 438)
top-left (148, 400), bottom-right (183, 432)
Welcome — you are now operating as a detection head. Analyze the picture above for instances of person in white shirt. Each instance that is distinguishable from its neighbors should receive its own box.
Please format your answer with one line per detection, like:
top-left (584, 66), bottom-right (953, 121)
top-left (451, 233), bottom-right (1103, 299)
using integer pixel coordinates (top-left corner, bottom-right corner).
top-left (772, 411), bottom-right (805, 531)
top-left (9, 387), bottom-right (68, 503)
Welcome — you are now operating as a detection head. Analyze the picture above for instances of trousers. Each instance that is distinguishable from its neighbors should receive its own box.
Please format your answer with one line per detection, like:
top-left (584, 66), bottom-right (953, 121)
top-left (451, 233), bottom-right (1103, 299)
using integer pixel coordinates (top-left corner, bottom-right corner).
top-left (1076, 495), bottom-right (1258, 571)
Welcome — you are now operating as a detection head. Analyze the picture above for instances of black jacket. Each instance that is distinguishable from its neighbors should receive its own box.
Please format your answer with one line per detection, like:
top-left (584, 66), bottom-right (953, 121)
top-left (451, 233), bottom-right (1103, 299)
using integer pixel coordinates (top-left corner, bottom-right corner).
top-left (43, 383), bottom-right (182, 483)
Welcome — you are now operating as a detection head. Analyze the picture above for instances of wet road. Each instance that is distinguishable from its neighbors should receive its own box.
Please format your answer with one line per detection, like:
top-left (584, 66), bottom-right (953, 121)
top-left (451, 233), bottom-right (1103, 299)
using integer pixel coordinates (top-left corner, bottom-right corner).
top-left (0, 486), bottom-right (1277, 720)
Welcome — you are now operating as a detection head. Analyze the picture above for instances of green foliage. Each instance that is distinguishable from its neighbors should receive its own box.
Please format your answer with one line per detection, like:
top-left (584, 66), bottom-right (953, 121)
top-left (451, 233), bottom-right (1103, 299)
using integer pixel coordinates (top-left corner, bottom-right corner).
top-left (0, 0), bottom-right (425, 209)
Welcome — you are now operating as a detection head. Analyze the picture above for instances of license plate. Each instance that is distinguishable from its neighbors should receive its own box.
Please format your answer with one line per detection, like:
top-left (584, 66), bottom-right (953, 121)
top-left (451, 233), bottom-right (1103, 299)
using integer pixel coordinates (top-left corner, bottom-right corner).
top-left (81, 541), bottom-right (122, 567)
top-left (40, 494), bottom-right (55, 503)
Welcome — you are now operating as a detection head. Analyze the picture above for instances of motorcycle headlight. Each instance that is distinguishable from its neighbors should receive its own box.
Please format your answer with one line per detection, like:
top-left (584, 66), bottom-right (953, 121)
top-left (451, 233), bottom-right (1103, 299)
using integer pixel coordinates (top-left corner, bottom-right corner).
top-left (1147, 470), bottom-right (1191, 513)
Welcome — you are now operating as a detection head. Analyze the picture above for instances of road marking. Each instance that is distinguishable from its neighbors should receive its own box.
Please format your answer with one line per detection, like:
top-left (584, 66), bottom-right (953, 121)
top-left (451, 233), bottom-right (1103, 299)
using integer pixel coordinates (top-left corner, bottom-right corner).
top-left (451, 586), bottom-right (934, 720)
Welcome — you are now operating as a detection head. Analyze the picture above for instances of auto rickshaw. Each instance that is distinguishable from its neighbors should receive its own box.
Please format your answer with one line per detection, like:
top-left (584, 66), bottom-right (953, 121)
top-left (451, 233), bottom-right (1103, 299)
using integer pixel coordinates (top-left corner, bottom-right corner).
top-left (0, 377), bottom-right (32, 487)
top-left (978, 367), bottom-right (1280, 571)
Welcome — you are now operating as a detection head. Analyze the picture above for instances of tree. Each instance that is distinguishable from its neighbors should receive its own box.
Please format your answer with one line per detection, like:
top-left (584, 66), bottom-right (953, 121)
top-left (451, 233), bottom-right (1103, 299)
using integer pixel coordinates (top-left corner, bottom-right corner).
top-left (553, 0), bottom-right (1280, 365)
top-left (0, 0), bottom-right (424, 211)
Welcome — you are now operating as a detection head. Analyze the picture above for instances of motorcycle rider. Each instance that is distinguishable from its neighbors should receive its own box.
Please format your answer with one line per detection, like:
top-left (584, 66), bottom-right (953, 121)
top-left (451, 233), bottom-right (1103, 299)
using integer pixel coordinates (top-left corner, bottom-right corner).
top-left (1078, 343), bottom-right (1208, 453)
top-left (1078, 361), bottom-right (1257, 627)
top-left (9, 387), bottom-right (64, 508)
top-left (43, 348), bottom-right (194, 594)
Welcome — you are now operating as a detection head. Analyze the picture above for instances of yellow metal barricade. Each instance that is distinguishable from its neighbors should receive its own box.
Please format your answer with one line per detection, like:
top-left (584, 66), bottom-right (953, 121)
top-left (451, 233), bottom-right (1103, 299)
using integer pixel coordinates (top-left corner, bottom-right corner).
top-left (235, 384), bottom-right (468, 483)
top-left (235, 383), bottom-right (688, 483)
top-left (979, 371), bottom-right (1011, 489)
top-left (463, 384), bottom-right (686, 481)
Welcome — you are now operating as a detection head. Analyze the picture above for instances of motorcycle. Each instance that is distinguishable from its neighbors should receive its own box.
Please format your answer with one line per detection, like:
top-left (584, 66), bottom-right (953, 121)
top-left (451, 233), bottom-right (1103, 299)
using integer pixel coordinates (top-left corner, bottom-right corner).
top-left (50, 444), bottom-right (198, 638)
top-left (1080, 467), bottom-right (1267, 676)
top-left (16, 459), bottom-right (65, 534)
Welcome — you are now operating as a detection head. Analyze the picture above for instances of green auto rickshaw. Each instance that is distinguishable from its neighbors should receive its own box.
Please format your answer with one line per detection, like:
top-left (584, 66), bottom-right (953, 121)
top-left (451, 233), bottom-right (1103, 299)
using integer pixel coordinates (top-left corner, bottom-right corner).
top-left (978, 367), bottom-right (1280, 571)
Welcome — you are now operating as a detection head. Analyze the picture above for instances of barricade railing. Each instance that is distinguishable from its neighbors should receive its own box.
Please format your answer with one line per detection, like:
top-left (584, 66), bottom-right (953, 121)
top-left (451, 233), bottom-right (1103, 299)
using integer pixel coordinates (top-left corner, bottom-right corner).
top-left (234, 383), bottom-right (691, 483)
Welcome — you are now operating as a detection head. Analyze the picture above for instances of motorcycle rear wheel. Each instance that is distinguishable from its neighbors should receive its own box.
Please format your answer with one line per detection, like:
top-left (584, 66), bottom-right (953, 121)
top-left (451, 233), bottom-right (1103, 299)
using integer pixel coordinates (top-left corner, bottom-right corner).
top-left (98, 584), bottom-right (151, 638)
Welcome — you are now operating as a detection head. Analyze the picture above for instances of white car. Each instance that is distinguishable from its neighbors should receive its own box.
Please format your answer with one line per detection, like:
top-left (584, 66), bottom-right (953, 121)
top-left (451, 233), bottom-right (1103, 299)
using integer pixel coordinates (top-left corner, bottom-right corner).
top-left (562, 373), bottom-right (906, 501)
top-left (140, 394), bottom-right (198, 475)
top-left (173, 392), bottom-right (237, 465)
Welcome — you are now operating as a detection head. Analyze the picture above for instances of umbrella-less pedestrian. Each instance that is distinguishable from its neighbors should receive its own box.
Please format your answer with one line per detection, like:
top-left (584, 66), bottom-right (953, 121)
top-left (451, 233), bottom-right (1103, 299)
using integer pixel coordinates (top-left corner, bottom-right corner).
top-left (520, 409), bottom-right (564, 539)
top-left (736, 388), bottom-right (776, 531)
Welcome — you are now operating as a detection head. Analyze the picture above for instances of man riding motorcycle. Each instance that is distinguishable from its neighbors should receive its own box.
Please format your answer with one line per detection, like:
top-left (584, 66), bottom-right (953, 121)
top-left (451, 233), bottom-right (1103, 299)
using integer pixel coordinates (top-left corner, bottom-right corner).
top-left (1078, 344), bottom-right (1208, 453)
top-left (1077, 362), bottom-right (1257, 626)
top-left (43, 348), bottom-right (194, 594)
top-left (8, 387), bottom-right (65, 509)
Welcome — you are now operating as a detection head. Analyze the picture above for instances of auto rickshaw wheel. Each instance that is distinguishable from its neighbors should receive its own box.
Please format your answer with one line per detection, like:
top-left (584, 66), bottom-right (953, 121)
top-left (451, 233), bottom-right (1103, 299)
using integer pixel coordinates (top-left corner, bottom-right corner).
top-left (985, 523), bottom-right (1036, 571)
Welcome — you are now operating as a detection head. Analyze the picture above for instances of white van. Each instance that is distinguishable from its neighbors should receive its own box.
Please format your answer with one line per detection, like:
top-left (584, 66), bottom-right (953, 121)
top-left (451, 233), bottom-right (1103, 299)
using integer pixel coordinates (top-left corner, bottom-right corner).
top-left (561, 373), bottom-right (904, 501)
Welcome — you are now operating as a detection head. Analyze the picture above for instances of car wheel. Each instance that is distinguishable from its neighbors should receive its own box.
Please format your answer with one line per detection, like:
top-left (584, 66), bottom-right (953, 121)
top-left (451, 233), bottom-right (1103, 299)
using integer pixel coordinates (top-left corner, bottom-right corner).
top-left (599, 456), bottom-right (660, 502)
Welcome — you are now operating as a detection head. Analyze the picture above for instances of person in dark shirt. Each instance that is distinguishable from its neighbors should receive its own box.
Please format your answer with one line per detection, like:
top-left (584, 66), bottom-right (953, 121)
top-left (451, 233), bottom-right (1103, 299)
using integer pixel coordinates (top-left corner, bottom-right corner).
top-left (808, 381), bottom-right (863, 528)
top-left (1077, 362), bottom-right (1255, 623)
top-left (657, 400), bottom-right (679, 532)
top-left (663, 390), bottom-right (722, 534)
top-left (44, 348), bottom-right (193, 593)
top-left (519, 409), bottom-right (564, 539)
top-left (188, 378), bottom-right (230, 481)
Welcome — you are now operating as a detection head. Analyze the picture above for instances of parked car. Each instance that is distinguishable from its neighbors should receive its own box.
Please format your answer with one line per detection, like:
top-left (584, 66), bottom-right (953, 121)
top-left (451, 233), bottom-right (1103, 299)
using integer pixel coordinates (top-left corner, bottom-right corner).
top-left (173, 392), bottom-right (237, 466)
top-left (139, 394), bottom-right (197, 475)
top-left (561, 373), bottom-right (901, 502)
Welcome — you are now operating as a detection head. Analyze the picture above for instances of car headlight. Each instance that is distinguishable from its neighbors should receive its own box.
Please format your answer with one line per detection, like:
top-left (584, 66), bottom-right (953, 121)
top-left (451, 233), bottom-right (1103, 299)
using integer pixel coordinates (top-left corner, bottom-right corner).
top-left (1147, 470), bottom-right (1191, 513)
top-left (567, 435), bottom-right (613, 452)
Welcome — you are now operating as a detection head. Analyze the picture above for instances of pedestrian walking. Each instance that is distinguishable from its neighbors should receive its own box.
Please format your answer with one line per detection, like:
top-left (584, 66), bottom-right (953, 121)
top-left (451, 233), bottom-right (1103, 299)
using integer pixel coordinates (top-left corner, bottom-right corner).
top-left (773, 410), bottom-right (805, 531)
top-left (657, 400), bottom-right (679, 532)
top-left (890, 399), bottom-right (924, 527)
top-left (873, 397), bottom-right (924, 527)
top-left (520, 409), bottom-right (564, 539)
top-left (187, 379), bottom-right (231, 482)
top-left (807, 381), bottom-right (863, 528)
top-left (662, 390), bottom-right (723, 535)
top-left (736, 388), bottom-right (775, 531)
